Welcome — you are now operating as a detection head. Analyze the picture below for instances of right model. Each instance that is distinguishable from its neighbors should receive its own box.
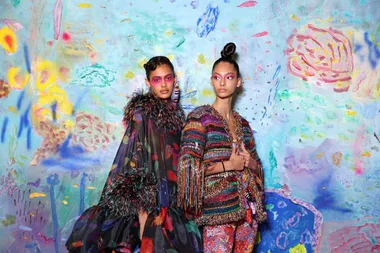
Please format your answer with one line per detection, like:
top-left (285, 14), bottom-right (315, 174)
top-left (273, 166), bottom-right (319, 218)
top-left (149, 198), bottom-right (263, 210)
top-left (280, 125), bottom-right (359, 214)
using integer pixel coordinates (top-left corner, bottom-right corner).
top-left (178, 42), bottom-right (267, 253)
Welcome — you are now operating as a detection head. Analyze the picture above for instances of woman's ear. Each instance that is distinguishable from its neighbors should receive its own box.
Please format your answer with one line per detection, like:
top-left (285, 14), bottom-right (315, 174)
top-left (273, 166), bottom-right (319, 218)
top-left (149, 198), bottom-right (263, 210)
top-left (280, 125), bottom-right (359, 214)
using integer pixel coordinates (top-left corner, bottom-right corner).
top-left (237, 77), bottom-right (242, 88)
top-left (145, 78), bottom-right (150, 88)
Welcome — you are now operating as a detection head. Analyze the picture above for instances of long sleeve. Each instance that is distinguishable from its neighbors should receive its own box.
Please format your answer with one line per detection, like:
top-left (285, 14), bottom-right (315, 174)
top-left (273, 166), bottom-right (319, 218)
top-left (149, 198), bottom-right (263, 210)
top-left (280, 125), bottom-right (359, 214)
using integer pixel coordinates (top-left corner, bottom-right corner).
top-left (98, 108), bottom-right (157, 217)
top-left (242, 120), bottom-right (264, 182)
top-left (242, 118), bottom-right (267, 223)
top-left (177, 114), bottom-right (207, 214)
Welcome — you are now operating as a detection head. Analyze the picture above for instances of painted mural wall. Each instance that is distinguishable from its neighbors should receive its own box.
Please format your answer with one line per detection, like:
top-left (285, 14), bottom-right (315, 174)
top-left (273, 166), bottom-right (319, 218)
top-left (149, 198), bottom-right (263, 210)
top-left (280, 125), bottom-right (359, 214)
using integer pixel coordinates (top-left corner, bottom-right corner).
top-left (1, 0), bottom-right (379, 252)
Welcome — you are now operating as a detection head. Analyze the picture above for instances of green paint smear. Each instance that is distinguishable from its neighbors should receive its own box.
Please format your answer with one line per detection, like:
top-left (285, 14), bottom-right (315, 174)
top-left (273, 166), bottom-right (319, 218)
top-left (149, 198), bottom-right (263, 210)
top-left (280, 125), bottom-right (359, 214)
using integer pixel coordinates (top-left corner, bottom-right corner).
top-left (290, 126), bottom-right (297, 135)
top-left (277, 89), bottom-right (306, 101)
top-left (2, 214), bottom-right (16, 226)
top-left (11, 0), bottom-right (21, 7)
top-left (313, 95), bottom-right (326, 106)
top-left (265, 204), bottom-right (274, 210)
top-left (326, 111), bottom-right (337, 119)
top-left (298, 5), bottom-right (305, 12)
top-left (269, 149), bottom-right (277, 174)
top-left (315, 117), bottom-right (322, 125)
top-left (300, 100), bottom-right (314, 109)
top-left (174, 37), bottom-right (185, 49)
top-left (72, 63), bottom-right (115, 88)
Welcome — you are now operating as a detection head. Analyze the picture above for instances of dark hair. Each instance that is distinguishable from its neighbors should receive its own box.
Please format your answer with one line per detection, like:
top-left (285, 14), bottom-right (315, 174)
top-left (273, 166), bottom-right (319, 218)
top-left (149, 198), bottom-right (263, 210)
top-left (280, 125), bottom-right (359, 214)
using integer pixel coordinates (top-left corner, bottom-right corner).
top-left (143, 56), bottom-right (174, 80)
top-left (212, 42), bottom-right (240, 77)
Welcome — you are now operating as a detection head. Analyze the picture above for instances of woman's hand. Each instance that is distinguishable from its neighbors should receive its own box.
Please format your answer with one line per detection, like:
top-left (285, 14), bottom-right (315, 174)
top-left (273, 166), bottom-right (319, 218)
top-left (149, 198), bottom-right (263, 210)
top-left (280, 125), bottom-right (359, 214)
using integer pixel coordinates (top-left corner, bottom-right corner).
top-left (228, 144), bottom-right (245, 171)
top-left (240, 144), bottom-right (257, 170)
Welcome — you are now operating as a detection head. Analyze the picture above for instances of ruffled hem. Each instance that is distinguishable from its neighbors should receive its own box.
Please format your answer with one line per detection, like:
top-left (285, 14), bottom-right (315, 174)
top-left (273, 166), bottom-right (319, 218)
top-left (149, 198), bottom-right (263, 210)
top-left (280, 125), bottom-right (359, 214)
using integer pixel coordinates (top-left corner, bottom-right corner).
top-left (141, 207), bottom-right (202, 253)
top-left (66, 206), bottom-right (139, 253)
top-left (66, 206), bottom-right (202, 253)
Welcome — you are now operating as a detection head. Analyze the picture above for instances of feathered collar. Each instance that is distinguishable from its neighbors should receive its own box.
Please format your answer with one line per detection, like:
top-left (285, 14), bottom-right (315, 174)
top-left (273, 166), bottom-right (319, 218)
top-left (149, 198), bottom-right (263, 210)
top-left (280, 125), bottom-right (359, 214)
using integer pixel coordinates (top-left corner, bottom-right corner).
top-left (123, 92), bottom-right (185, 132)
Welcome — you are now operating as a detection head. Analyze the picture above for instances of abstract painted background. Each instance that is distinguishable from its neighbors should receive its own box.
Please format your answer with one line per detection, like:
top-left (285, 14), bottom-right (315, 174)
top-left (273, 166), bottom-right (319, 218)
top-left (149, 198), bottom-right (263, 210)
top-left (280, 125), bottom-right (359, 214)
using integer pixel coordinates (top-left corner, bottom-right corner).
top-left (1, 0), bottom-right (379, 252)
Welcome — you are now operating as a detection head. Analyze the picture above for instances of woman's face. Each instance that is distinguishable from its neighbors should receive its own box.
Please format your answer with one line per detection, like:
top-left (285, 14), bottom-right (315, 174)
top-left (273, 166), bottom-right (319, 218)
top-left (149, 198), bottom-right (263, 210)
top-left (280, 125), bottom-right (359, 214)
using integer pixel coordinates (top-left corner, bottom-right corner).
top-left (210, 61), bottom-right (241, 99)
top-left (145, 64), bottom-right (176, 100)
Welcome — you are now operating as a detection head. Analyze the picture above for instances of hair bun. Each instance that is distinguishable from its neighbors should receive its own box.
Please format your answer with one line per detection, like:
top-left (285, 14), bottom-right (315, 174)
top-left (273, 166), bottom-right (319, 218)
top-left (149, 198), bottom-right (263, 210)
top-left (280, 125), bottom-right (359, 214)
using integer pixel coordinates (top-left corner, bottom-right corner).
top-left (143, 62), bottom-right (149, 71)
top-left (220, 42), bottom-right (236, 59)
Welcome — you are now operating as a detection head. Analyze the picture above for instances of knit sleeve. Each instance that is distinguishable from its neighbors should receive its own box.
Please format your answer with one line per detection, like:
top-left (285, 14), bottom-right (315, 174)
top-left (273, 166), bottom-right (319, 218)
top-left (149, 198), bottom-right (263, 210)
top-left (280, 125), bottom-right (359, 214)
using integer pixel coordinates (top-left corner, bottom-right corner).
top-left (177, 112), bottom-right (207, 214)
top-left (242, 119), bottom-right (267, 223)
top-left (242, 119), bottom-right (264, 181)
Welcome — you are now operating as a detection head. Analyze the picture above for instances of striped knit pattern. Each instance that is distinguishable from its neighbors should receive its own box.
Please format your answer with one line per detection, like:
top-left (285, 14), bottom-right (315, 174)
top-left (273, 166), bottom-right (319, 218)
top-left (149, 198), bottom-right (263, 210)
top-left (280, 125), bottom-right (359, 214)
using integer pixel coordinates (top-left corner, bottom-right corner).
top-left (178, 105), bottom-right (263, 226)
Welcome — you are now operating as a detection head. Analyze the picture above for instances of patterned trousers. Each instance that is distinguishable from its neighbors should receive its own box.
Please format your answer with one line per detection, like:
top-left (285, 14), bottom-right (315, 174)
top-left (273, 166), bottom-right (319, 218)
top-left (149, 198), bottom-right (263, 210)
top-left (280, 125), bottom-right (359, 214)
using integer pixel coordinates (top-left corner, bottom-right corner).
top-left (203, 220), bottom-right (258, 253)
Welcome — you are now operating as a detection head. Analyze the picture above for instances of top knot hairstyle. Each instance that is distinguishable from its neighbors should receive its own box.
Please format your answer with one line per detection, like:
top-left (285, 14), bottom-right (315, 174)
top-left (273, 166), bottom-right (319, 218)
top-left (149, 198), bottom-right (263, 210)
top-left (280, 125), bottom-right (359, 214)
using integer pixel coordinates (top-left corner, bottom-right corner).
top-left (212, 42), bottom-right (240, 77)
top-left (143, 56), bottom-right (175, 80)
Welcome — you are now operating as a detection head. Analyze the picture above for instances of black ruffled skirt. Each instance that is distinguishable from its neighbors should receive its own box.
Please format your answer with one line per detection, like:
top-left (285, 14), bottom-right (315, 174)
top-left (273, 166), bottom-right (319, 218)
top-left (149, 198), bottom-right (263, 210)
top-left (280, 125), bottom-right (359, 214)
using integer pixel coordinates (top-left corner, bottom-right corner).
top-left (65, 205), bottom-right (202, 253)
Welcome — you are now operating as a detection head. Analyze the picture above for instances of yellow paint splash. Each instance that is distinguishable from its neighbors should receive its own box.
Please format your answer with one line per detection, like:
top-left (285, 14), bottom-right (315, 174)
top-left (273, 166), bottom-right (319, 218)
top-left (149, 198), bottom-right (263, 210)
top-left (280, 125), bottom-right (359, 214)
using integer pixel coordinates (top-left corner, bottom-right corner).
top-left (73, 184), bottom-right (79, 188)
top-left (346, 110), bottom-right (356, 117)
top-left (125, 71), bottom-right (134, 79)
top-left (62, 200), bottom-right (68, 205)
top-left (138, 58), bottom-right (148, 68)
top-left (361, 151), bottom-right (371, 157)
top-left (31, 105), bottom-right (53, 123)
top-left (86, 186), bottom-right (96, 190)
top-left (290, 14), bottom-right (299, 21)
top-left (289, 243), bottom-right (307, 253)
top-left (36, 60), bottom-right (58, 91)
top-left (167, 54), bottom-right (175, 62)
top-left (120, 18), bottom-right (132, 23)
top-left (77, 3), bottom-right (93, 8)
top-left (316, 152), bottom-right (324, 159)
top-left (8, 106), bottom-right (18, 114)
top-left (316, 132), bottom-right (325, 138)
top-left (64, 119), bottom-right (75, 130)
top-left (0, 26), bottom-right (18, 54)
top-left (202, 89), bottom-right (213, 96)
top-left (29, 192), bottom-right (47, 198)
top-left (198, 54), bottom-right (206, 64)
top-left (8, 67), bottom-right (30, 90)
top-left (37, 84), bottom-right (74, 116)
top-left (327, 17), bottom-right (331, 22)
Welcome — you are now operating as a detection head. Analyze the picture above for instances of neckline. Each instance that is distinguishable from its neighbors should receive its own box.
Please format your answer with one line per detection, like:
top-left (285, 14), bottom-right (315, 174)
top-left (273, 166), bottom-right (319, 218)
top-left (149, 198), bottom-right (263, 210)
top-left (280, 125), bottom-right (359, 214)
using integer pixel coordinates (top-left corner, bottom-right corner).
top-left (207, 105), bottom-right (243, 145)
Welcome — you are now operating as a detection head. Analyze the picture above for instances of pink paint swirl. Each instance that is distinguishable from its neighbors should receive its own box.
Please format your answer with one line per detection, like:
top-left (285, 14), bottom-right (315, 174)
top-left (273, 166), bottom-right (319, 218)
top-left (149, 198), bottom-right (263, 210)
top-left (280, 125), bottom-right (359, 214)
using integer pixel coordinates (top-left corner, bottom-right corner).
top-left (253, 31), bottom-right (268, 37)
top-left (53, 0), bottom-right (63, 40)
top-left (72, 112), bottom-right (116, 152)
top-left (237, 1), bottom-right (258, 7)
top-left (329, 219), bottom-right (380, 253)
top-left (285, 24), bottom-right (353, 91)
